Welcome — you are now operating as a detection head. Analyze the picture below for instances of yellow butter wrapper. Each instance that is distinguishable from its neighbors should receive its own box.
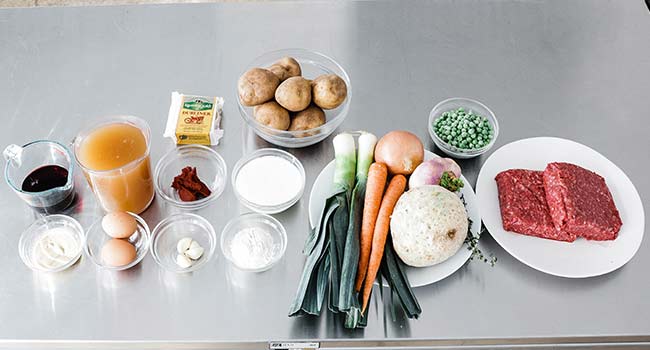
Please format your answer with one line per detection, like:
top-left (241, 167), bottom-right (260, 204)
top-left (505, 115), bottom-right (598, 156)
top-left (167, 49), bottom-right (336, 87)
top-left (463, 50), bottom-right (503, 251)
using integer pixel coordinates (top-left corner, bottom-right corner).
top-left (164, 92), bottom-right (224, 145)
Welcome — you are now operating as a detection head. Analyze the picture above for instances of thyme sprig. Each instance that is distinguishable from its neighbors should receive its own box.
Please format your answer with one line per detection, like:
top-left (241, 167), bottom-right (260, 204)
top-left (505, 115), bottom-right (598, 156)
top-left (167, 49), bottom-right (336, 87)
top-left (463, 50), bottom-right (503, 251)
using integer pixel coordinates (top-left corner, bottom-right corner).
top-left (461, 193), bottom-right (497, 266)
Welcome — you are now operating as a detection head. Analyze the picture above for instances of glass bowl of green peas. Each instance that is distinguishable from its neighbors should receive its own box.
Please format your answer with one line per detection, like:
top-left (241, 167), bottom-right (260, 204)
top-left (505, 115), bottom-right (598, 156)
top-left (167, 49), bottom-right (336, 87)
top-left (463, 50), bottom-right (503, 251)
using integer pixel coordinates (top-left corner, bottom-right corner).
top-left (428, 97), bottom-right (499, 159)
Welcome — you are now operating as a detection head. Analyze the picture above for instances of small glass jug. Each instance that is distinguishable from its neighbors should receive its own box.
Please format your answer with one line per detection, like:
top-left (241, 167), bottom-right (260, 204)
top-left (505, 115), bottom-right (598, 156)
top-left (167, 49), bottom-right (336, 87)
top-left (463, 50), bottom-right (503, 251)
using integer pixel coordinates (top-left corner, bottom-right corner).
top-left (73, 116), bottom-right (154, 214)
top-left (3, 140), bottom-right (76, 213)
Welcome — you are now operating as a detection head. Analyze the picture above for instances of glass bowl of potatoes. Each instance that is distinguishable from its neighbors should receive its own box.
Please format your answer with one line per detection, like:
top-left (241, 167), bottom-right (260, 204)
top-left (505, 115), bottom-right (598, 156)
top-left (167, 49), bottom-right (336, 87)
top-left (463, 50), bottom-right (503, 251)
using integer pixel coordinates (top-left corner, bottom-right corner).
top-left (237, 48), bottom-right (351, 148)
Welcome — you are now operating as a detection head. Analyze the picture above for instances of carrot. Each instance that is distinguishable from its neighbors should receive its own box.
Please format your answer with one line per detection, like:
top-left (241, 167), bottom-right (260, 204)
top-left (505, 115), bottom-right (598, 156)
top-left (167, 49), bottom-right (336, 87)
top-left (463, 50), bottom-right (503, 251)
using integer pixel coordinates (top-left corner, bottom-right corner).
top-left (354, 162), bottom-right (388, 292)
top-left (360, 174), bottom-right (407, 313)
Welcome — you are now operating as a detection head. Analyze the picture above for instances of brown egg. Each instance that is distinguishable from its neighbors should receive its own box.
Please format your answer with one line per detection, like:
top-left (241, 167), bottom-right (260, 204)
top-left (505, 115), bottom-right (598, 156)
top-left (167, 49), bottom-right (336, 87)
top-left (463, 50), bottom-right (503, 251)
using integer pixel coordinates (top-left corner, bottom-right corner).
top-left (102, 212), bottom-right (137, 239)
top-left (101, 239), bottom-right (137, 267)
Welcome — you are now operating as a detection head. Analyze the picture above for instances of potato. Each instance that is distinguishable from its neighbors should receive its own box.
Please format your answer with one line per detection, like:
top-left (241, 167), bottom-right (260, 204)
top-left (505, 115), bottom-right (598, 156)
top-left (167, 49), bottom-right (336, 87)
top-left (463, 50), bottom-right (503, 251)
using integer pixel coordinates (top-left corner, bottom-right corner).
top-left (312, 74), bottom-right (347, 110)
top-left (275, 77), bottom-right (312, 112)
top-left (254, 101), bottom-right (290, 130)
top-left (238, 68), bottom-right (280, 106)
top-left (289, 105), bottom-right (326, 132)
top-left (268, 57), bottom-right (302, 81)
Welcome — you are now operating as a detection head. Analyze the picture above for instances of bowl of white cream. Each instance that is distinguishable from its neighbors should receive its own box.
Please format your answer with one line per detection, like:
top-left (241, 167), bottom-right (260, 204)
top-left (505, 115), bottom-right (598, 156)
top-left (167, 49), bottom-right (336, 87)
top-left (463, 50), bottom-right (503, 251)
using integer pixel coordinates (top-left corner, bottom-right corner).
top-left (19, 214), bottom-right (84, 273)
top-left (232, 148), bottom-right (305, 214)
top-left (220, 212), bottom-right (287, 272)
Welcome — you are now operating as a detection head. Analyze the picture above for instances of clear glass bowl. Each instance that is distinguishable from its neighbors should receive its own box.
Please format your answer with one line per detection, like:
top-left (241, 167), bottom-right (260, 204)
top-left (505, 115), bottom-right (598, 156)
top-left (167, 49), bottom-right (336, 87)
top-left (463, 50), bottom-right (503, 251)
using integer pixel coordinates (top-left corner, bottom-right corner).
top-left (428, 97), bottom-right (499, 159)
top-left (19, 215), bottom-right (84, 273)
top-left (84, 212), bottom-right (150, 271)
top-left (220, 213), bottom-right (287, 272)
top-left (150, 213), bottom-right (216, 273)
top-left (154, 145), bottom-right (227, 210)
top-left (237, 48), bottom-right (351, 148)
top-left (232, 148), bottom-right (305, 214)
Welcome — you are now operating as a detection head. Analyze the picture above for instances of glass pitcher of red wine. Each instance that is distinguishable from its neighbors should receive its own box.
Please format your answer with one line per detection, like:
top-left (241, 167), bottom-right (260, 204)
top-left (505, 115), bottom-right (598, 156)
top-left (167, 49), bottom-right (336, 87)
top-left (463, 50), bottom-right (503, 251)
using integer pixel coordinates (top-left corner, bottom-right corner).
top-left (3, 140), bottom-right (76, 213)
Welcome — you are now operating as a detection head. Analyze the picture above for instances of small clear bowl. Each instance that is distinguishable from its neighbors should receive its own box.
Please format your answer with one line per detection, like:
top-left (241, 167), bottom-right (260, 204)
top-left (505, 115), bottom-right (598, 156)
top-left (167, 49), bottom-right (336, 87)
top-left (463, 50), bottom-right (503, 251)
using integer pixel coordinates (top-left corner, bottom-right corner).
top-left (232, 148), bottom-right (305, 214)
top-left (150, 213), bottom-right (216, 273)
top-left (237, 48), bottom-right (351, 148)
top-left (428, 97), bottom-right (499, 159)
top-left (19, 215), bottom-right (84, 273)
top-left (221, 213), bottom-right (287, 272)
top-left (154, 145), bottom-right (227, 210)
top-left (84, 212), bottom-right (150, 271)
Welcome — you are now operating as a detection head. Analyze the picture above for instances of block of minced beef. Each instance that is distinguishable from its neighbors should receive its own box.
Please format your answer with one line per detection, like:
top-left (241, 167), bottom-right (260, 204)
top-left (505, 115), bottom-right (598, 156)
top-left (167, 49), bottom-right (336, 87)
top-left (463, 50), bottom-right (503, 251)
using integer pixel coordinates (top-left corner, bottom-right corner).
top-left (495, 169), bottom-right (576, 242)
top-left (543, 162), bottom-right (622, 241)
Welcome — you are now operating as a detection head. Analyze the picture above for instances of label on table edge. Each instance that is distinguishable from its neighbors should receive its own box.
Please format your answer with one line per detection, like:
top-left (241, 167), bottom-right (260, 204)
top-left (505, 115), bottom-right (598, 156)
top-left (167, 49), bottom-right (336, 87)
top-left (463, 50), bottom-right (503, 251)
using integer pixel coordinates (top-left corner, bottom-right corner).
top-left (269, 342), bottom-right (319, 350)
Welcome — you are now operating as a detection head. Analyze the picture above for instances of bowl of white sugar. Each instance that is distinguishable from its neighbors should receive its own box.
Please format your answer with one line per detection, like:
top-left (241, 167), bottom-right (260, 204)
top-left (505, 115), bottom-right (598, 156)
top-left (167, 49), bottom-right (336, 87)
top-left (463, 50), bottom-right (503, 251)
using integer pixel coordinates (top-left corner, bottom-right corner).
top-left (232, 148), bottom-right (305, 214)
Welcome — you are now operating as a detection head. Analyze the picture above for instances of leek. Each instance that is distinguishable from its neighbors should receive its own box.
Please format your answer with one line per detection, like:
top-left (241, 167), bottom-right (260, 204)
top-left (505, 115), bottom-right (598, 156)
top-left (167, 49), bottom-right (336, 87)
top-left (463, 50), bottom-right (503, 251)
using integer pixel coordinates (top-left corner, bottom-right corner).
top-left (289, 133), bottom-right (357, 317)
top-left (381, 235), bottom-right (421, 319)
top-left (327, 133), bottom-right (356, 313)
top-left (339, 132), bottom-right (377, 328)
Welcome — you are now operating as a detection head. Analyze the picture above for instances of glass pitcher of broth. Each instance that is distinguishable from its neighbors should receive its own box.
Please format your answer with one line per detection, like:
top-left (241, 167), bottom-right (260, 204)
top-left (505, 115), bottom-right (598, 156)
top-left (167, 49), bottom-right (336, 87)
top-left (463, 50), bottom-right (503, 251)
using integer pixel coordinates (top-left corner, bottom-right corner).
top-left (3, 140), bottom-right (76, 213)
top-left (73, 116), bottom-right (154, 214)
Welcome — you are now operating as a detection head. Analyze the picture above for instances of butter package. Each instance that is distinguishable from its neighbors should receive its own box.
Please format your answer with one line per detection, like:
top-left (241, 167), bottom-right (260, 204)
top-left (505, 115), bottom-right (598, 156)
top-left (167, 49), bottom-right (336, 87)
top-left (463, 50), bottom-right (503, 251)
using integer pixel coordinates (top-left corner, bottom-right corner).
top-left (164, 92), bottom-right (224, 145)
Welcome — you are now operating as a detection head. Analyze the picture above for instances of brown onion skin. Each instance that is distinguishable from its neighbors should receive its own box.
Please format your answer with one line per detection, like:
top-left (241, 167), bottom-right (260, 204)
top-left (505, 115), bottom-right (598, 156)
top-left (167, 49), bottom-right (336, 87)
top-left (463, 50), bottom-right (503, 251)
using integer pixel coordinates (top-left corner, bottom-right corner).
top-left (375, 130), bottom-right (424, 175)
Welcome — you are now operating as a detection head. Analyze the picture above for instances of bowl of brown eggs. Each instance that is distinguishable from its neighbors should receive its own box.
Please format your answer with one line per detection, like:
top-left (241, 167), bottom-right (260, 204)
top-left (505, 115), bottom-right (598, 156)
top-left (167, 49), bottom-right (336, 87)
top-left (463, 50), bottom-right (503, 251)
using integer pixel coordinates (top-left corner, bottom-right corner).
top-left (84, 211), bottom-right (150, 271)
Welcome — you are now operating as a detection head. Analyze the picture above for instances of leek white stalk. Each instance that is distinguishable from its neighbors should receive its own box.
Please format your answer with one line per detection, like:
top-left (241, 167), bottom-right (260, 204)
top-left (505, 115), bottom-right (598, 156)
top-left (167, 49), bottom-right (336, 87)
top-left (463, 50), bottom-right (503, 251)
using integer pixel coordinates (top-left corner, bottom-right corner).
top-left (332, 132), bottom-right (357, 195)
top-left (355, 132), bottom-right (378, 182)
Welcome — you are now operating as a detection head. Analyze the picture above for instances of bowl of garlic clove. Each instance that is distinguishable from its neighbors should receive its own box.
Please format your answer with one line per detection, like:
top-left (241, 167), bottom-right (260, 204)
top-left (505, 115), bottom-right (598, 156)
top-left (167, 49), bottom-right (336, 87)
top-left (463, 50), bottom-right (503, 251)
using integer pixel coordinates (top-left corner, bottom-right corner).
top-left (150, 213), bottom-right (216, 273)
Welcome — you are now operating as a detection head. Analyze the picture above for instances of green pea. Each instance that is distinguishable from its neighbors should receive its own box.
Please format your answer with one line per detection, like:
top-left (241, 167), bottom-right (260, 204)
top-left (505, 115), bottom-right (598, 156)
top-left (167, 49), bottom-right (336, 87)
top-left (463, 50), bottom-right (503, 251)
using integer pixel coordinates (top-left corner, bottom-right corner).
top-left (440, 107), bottom-right (493, 149)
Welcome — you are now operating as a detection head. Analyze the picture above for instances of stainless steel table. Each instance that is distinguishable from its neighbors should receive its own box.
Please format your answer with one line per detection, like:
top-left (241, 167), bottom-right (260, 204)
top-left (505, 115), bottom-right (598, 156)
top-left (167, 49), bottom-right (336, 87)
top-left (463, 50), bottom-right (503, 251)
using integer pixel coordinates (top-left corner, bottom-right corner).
top-left (1, 1), bottom-right (649, 349)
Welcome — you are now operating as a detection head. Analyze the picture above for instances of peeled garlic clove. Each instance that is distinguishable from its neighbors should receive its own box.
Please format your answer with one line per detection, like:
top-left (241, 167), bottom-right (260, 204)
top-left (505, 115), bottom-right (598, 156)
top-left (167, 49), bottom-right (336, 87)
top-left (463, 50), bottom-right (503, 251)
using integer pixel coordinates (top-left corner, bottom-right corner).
top-left (176, 237), bottom-right (192, 254)
top-left (176, 254), bottom-right (193, 269)
top-left (185, 246), bottom-right (204, 260)
top-left (188, 240), bottom-right (201, 250)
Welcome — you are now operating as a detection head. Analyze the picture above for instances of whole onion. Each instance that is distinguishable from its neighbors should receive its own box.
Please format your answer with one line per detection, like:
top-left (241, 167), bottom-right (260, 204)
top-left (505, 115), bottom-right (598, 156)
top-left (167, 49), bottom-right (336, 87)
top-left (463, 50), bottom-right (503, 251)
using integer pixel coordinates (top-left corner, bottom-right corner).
top-left (374, 131), bottom-right (424, 175)
top-left (409, 157), bottom-right (462, 189)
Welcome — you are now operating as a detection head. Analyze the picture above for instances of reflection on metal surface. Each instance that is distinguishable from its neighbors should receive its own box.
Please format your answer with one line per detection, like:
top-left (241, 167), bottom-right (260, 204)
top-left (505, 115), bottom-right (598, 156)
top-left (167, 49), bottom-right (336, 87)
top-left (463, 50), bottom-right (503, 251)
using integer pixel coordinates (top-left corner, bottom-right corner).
top-left (157, 266), bottom-right (185, 290)
top-left (224, 262), bottom-right (253, 290)
top-left (97, 262), bottom-right (143, 289)
top-left (32, 272), bottom-right (58, 314)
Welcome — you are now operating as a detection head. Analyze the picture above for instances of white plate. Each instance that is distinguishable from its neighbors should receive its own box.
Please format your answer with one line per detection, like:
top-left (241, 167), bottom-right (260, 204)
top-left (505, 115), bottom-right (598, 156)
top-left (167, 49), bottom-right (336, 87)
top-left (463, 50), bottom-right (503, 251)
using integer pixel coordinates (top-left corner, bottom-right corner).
top-left (309, 150), bottom-right (480, 287)
top-left (476, 137), bottom-right (644, 278)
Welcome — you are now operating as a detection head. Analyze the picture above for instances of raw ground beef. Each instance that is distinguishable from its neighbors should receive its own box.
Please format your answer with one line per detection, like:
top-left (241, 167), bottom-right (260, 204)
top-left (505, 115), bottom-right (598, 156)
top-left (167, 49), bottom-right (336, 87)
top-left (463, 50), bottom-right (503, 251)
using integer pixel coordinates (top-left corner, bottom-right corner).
top-left (495, 169), bottom-right (577, 242)
top-left (543, 162), bottom-right (622, 241)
